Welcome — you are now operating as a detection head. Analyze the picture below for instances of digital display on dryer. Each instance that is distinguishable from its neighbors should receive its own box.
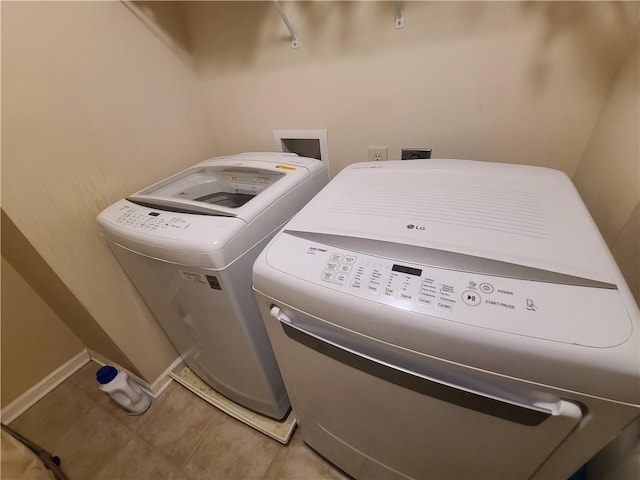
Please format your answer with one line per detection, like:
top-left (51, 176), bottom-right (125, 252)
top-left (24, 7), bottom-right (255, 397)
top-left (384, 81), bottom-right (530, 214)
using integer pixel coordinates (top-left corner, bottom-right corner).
top-left (392, 264), bottom-right (422, 277)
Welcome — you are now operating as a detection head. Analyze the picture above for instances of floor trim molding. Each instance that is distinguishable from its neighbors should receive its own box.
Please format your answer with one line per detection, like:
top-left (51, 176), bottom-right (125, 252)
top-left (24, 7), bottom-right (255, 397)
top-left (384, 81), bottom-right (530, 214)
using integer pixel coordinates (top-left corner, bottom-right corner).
top-left (149, 356), bottom-right (183, 397)
top-left (1, 351), bottom-right (180, 423)
top-left (1, 350), bottom-right (91, 424)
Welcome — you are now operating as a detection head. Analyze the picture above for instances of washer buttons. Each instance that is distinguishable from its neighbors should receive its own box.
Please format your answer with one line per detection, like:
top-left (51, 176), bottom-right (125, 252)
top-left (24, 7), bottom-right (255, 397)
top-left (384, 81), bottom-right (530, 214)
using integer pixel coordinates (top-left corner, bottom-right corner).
top-left (462, 290), bottom-right (482, 306)
top-left (325, 262), bottom-right (340, 271)
top-left (321, 271), bottom-right (334, 282)
top-left (339, 264), bottom-right (352, 274)
top-left (330, 253), bottom-right (343, 262)
top-left (436, 301), bottom-right (453, 311)
top-left (479, 283), bottom-right (494, 294)
top-left (333, 273), bottom-right (348, 285)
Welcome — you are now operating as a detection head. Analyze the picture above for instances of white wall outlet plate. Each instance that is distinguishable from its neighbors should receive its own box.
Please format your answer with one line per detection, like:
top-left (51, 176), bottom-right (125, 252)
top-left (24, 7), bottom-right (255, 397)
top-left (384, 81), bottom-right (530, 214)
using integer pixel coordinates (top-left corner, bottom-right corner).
top-left (368, 146), bottom-right (388, 162)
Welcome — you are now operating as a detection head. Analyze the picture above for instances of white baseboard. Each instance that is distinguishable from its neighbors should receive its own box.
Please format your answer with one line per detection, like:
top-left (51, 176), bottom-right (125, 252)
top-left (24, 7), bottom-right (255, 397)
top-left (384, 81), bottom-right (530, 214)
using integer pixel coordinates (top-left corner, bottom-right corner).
top-left (1, 350), bottom-right (91, 424)
top-left (149, 356), bottom-right (183, 397)
top-left (0, 350), bottom-right (179, 423)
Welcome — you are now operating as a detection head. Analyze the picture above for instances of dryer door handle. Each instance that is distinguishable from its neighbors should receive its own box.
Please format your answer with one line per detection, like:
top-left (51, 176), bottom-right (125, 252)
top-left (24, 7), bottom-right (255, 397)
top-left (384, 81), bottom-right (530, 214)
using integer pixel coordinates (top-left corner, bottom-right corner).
top-left (270, 306), bottom-right (292, 325)
top-left (269, 305), bottom-right (582, 427)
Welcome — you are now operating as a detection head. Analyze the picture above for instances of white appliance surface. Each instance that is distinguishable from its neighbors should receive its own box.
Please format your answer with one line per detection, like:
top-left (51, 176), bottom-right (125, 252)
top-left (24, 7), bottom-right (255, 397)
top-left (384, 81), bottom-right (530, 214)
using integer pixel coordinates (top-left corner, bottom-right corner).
top-left (128, 152), bottom-right (320, 220)
top-left (285, 159), bottom-right (615, 283)
top-left (98, 152), bottom-right (328, 420)
top-left (252, 159), bottom-right (639, 479)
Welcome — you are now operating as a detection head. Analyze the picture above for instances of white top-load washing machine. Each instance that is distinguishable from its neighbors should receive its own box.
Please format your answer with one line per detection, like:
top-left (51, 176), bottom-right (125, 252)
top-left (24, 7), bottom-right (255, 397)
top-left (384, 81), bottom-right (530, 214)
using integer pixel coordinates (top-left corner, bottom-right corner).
top-left (252, 159), bottom-right (639, 478)
top-left (98, 152), bottom-right (328, 420)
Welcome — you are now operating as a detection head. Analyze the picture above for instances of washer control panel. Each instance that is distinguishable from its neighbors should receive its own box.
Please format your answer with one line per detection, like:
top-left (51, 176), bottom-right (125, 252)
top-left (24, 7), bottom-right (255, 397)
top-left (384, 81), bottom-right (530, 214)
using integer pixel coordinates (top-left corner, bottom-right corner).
top-left (319, 250), bottom-right (500, 314)
top-left (264, 232), bottom-right (631, 347)
top-left (113, 204), bottom-right (192, 232)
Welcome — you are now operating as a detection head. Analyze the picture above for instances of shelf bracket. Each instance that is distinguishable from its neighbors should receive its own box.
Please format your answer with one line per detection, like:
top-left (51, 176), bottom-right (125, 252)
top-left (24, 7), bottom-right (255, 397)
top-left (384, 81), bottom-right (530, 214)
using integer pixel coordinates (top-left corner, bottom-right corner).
top-left (395, 1), bottom-right (405, 29)
top-left (273, 1), bottom-right (300, 49)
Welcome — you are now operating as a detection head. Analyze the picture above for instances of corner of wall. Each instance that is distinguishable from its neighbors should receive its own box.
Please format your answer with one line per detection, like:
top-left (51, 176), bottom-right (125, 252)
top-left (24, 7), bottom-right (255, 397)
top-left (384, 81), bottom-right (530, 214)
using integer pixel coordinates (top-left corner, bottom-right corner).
top-left (1, 209), bottom-right (140, 377)
top-left (571, 42), bottom-right (639, 298)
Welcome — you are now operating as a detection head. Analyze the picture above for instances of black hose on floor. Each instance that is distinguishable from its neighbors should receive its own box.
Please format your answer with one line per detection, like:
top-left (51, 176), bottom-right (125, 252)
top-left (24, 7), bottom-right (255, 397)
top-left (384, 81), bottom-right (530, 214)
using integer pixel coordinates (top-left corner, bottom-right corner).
top-left (1, 423), bottom-right (69, 480)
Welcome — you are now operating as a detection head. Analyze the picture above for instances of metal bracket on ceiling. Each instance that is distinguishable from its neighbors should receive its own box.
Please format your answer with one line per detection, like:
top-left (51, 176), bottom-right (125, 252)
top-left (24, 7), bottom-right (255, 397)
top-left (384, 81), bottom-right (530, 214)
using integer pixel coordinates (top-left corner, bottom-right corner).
top-left (273, 1), bottom-right (300, 49)
top-left (395, 1), bottom-right (405, 29)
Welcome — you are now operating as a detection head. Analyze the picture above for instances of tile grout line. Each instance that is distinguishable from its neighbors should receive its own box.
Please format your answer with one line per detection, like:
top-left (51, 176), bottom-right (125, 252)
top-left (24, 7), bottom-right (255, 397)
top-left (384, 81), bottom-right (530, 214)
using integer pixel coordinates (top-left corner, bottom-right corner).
top-left (67, 367), bottom-right (190, 480)
top-left (116, 416), bottom-right (197, 480)
top-left (178, 412), bottom-right (220, 472)
top-left (259, 442), bottom-right (283, 480)
top-left (178, 408), bottom-right (285, 479)
top-left (126, 384), bottom-right (198, 480)
top-left (72, 373), bottom-right (159, 479)
top-left (13, 372), bottom-right (134, 480)
top-left (8, 374), bottom-right (93, 444)
top-left (10, 364), bottom-right (345, 480)
top-left (89, 435), bottom-right (139, 480)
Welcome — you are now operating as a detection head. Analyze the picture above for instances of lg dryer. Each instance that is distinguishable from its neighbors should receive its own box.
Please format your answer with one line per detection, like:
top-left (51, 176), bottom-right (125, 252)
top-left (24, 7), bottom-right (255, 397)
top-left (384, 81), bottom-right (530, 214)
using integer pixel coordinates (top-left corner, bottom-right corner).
top-left (98, 152), bottom-right (328, 419)
top-left (253, 159), bottom-right (639, 478)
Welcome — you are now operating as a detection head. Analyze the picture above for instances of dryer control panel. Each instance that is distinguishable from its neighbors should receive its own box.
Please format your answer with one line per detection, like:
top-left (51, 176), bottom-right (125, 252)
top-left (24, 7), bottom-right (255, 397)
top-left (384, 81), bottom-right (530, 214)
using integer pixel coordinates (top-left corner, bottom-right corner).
top-left (265, 231), bottom-right (631, 348)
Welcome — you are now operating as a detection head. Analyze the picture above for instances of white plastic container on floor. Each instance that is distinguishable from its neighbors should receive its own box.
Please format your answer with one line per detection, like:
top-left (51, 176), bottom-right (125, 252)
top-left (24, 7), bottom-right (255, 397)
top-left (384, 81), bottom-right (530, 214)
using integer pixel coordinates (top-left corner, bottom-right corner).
top-left (96, 366), bottom-right (151, 415)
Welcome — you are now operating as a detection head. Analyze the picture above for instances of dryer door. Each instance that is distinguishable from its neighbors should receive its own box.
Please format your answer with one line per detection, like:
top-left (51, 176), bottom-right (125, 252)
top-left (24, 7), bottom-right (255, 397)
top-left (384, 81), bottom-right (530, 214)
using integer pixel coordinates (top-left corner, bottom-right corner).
top-left (258, 299), bottom-right (584, 480)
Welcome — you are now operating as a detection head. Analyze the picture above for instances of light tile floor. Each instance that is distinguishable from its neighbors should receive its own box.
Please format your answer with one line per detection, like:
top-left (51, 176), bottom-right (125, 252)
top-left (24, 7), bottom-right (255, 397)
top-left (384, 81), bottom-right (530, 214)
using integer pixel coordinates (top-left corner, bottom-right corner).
top-left (9, 362), bottom-right (348, 480)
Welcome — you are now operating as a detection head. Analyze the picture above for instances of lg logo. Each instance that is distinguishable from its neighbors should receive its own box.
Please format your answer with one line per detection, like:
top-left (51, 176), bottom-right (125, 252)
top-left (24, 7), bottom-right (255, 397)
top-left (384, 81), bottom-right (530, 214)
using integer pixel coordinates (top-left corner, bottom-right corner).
top-left (406, 224), bottom-right (426, 231)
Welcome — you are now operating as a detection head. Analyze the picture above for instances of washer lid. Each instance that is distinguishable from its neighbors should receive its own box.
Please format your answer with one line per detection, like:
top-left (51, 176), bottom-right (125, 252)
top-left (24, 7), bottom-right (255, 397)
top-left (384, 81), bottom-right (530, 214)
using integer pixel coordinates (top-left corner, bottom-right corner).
top-left (282, 160), bottom-right (617, 284)
top-left (127, 153), bottom-right (312, 221)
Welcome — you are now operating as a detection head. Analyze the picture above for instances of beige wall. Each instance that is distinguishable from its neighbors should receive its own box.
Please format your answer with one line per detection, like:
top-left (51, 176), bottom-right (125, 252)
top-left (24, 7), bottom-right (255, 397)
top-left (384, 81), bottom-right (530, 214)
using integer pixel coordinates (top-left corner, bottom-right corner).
top-left (573, 43), bottom-right (639, 303)
top-left (182, 1), bottom-right (637, 176)
top-left (2, 210), bottom-right (138, 376)
top-left (180, 0), bottom-right (638, 298)
top-left (610, 205), bottom-right (639, 304)
top-left (2, 1), bottom-right (217, 382)
top-left (574, 43), bottom-right (639, 245)
top-left (1, 258), bottom-right (85, 407)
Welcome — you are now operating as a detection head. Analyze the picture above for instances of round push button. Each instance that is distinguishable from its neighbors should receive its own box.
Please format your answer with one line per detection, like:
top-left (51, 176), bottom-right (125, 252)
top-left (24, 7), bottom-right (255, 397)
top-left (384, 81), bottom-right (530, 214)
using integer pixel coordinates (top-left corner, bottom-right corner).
top-left (462, 290), bottom-right (482, 306)
top-left (479, 282), bottom-right (494, 294)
